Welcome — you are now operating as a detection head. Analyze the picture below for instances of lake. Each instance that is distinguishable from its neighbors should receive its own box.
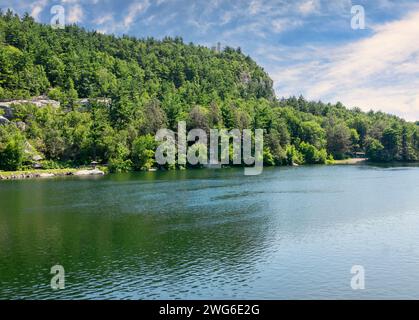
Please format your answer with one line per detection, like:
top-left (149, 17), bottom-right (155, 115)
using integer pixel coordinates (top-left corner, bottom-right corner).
top-left (1, 164), bottom-right (419, 299)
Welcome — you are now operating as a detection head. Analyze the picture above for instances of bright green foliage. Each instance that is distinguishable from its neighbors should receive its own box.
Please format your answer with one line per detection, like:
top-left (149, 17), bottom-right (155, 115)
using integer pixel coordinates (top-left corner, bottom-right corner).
top-left (298, 141), bottom-right (327, 164)
top-left (326, 122), bottom-right (352, 160)
top-left (132, 135), bottom-right (156, 171)
top-left (286, 145), bottom-right (304, 165)
top-left (0, 125), bottom-right (26, 170)
top-left (366, 138), bottom-right (385, 162)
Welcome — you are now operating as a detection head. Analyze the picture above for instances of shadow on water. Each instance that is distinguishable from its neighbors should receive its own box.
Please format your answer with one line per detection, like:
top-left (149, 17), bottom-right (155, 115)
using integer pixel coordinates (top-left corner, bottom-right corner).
top-left (0, 168), bottom-right (276, 299)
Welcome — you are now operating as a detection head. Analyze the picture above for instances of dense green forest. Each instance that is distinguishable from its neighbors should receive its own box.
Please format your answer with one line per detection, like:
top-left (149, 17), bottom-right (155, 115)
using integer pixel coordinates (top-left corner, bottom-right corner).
top-left (1, 11), bottom-right (419, 172)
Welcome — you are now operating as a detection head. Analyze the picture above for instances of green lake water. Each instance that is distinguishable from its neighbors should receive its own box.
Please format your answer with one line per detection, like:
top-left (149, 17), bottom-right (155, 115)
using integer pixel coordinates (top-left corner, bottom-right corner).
top-left (1, 165), bottom-right (419, 299)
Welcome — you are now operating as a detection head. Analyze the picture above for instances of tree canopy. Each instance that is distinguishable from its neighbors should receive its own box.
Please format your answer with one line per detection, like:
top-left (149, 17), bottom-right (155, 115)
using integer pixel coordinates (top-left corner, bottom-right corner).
top-left (0, 11), bottom-right (418, 171)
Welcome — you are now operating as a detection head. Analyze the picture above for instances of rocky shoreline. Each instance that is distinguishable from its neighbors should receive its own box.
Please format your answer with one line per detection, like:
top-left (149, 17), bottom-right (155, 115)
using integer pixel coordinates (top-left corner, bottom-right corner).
top-left (0, 168), bottom-right (105, 180)
top-left (332, 158), bottom-right (368, 165)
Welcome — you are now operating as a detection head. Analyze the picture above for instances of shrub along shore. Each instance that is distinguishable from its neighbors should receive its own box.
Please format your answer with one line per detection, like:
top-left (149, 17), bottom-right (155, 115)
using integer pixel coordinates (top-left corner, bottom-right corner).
top-left (0, 167), bottom-right (105, 180)
top-left (0, 160), bottom-right (370, 180)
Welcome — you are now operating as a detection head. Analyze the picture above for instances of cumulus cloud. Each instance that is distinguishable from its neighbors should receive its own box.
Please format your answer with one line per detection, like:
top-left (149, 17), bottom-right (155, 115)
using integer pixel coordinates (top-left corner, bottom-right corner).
top-left (298, 0), bottom-right (319, 15)
top-left (93, 13), bottom-right (114, 25)
top-left (271, 18), bottom-right (303, 33)
top-left (124, 0), bottom-right (150, 28)
top-left (248, 0), bottom-right (263, 15)
top-left (268, 7), bottom-right (419, 121)
top-left (30, 0), bottom-right (48, 20)
top-left (66, 4), bottom-right (84, 23)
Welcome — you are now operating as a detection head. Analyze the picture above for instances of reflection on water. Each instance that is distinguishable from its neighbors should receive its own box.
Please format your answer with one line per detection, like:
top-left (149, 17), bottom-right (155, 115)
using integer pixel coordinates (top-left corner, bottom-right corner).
top-left (1, 165), bottom-right (419, 299)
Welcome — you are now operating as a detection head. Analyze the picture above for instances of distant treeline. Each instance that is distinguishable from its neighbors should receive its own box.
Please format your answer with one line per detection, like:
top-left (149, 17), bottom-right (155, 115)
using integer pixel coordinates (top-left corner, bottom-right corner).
top-left (0, 11), bottom-right (418, 172)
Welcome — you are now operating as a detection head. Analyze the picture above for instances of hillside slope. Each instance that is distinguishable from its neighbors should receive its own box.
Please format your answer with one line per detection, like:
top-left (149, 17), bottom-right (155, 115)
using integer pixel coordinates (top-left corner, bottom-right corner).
top-left (0, 11), bottom-right (273, 105)
top-left (0, 11), bottom-right (418, 172)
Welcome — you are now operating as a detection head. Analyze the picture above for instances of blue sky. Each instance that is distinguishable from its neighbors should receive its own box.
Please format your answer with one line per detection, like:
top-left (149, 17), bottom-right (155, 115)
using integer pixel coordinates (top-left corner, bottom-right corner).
top-left (2, 0), bottom-right (419, 120)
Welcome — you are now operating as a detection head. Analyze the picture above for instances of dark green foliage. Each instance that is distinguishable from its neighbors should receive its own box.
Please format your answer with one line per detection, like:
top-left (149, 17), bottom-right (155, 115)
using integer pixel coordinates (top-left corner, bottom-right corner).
top-left (326, 122), bottom-right (352, 160)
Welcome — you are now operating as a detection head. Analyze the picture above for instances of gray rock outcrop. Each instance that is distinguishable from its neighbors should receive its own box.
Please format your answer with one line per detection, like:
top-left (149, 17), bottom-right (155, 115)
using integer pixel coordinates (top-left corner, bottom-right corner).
top-left (0, 115), bottom-right (9, 125)
top-left (0, 96), bottom-right (60, 120)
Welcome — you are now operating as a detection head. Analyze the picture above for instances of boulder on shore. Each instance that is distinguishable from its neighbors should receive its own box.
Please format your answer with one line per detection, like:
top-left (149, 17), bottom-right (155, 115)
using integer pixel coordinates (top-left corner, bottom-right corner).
top-left (0, 115), bottom-right (9, 125)
top-left (73, 169), bottom-right (105, 176)
top-left (0, 105), bottom-right (14, 119)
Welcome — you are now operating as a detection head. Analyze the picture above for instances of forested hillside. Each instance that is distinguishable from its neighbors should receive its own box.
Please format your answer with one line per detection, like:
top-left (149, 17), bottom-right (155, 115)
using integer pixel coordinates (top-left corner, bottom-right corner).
top-left (1, 11), bottom-right (418, 172)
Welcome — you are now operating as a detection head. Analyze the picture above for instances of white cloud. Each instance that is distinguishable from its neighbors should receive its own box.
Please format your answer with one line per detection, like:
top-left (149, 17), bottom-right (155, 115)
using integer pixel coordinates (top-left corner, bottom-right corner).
top-left (124, 0), bottom-right (150, 28)
top-left (298, 0), bottom-right (319, 16)
top-left (221, 22), bottom-right (267, 39)
top-left (94, 13), bottom-right (113, 25)
top-left (271, 18), bottom-right (303, 33)
top-left (220, 11), bottom-right (234, 25)
top-left (30, 0), bottom-right (48, 20)
top-left (267, 7), bottom-right (419, 121)
top-left (67, 4), bottom-right (84, 23)
top-left (248, 0), bottom-right (263, 15)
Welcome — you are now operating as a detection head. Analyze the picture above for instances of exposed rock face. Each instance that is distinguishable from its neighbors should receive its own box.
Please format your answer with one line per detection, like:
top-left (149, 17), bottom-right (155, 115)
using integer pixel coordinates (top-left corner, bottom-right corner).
top-left (0, 105), bottom-right (13, 119)
top-left (78, 98), bottom-right (111, 106)
top-left (16, 121), bottom-right (26, 131)
top-left (33, 155), bottom-right (43, 161)
top-left (77, 98), bottom-right (112, 111)
top-left (0, 97), bottom-right (111, 119)
top-left (23, 141), bottom-right (43, 162)
top-left (0, 96), bottom-right (60, 119)
top-left (0, 115), bottom-right (9, 125)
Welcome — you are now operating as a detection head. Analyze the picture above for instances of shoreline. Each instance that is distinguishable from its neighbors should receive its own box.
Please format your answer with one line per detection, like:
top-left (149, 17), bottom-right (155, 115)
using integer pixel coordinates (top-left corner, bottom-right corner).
top-left (332, 158), bottom-right (369, 165)
top-left (0, 168), bottom-right (105, 180)
top-left (5, 158), bottom-right (419, 180)
top-left (0, 159), bottom-right (367, 181)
